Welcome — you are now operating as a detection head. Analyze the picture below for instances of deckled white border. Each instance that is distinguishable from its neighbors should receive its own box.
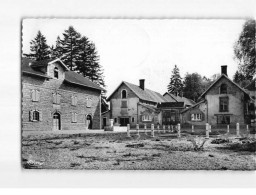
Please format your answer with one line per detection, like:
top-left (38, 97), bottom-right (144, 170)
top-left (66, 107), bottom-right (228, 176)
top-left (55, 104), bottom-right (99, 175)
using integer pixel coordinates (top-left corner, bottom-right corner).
top-left (0, 0), bottom-right (256, 189)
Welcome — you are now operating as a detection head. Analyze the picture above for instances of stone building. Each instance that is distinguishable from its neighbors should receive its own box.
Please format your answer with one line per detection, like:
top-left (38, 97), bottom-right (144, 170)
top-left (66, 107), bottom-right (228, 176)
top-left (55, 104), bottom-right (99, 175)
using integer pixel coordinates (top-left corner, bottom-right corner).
top-left (181, 65), bottom-right (252, 126)
top-left (104, 79), bottom-right (166, 128)
top-left (22, 58), bottom-right (102, 131)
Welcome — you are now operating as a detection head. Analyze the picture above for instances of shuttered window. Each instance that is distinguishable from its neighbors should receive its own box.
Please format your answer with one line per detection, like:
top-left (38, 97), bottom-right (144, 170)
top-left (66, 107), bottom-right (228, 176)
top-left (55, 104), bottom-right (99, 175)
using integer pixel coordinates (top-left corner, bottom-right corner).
top-left (121, 100), bottom-right (127, 108)
top-left (71, 95), bottom-right (77, 106)
top-left (32, 89), bottom-right (40, 102)
top-left (53, 92), bottom-right (61, 104)
top-left (71, 112), bottom-right (77, 123)
top-left (87, 98), bottom-right (92, 108)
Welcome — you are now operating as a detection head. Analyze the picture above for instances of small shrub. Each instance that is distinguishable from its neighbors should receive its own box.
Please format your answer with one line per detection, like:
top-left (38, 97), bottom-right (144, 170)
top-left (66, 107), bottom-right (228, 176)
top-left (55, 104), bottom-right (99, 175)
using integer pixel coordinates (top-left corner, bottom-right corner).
top-left (70, 162), bottom-right (81, 167)
top-left (187, 136), bottom-right (208, 151)
top-left (126, 143), bottom-right (145, 148)
top-left (211, 138), bottom-right (230, 144)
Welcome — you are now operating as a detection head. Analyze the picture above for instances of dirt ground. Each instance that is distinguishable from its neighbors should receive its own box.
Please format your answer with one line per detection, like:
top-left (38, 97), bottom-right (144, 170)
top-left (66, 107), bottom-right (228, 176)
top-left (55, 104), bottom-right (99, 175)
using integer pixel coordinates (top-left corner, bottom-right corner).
top-left (21, 131), bottom-right (256, 170)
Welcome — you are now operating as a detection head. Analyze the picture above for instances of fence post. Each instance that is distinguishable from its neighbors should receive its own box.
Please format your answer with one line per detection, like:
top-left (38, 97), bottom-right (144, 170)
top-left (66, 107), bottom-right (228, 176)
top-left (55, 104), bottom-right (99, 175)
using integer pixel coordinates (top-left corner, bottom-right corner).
top-left (206, 123), bottom-right (209, 139)
top-left (168, 125), bottom-right (170, 133)
top-left (144, 124), bottom-right (147, 135)
top-left (227, 125), bottom-right (229, 134)
top-left (246, 125), bottom-right (249, 134)
top-left (151, 124), bottom-right (155, 137)
top-left (157, 124), bottom-right (160, 134)
top-left (209, 125), bottom-right (211, 133)
top-left (236, 123), bottom-right (240, 137)
top-left (177, 123), bottom-right (181, 138)
top-left (171, 125), bottom-right (174, 132)
top-left (192, 125), bottom-right (194, 133)
top-left (136, 124), bottom-right (140, 137)
top-left (127, 124), bottom-right (131, 137)
top-left (162, 125), bottom-right (165, 134)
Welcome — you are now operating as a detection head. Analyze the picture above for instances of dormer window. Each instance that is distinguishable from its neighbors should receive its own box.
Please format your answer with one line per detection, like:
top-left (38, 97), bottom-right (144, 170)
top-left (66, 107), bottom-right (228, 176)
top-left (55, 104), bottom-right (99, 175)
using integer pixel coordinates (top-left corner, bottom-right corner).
top-left (121, 90), bottom-right (127, 99)
top-left (54, 67), bottom-right (59, 79)
top-left (220, 84), bottom-right (227, 94)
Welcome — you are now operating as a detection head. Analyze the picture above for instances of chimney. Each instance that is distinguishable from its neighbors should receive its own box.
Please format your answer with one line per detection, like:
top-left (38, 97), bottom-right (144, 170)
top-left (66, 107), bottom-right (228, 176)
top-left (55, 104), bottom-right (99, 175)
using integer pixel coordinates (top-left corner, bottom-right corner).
top-left (139, 79), bottom-right (145, 90)
top-left (221, 65), bottom-right (228, 76)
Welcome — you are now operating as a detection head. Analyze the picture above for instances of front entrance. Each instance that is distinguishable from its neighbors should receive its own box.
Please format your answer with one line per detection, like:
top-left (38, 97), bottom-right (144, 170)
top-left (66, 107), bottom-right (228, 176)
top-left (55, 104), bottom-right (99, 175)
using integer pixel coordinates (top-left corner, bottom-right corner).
top-left (86, 115), bottom-right (93, 129)
top-left (103, 117), bottom-right (107, 128)
top-left (53, 112), bottom-right (61, 130)
top-left (120, 117), bottom-right (129, 126)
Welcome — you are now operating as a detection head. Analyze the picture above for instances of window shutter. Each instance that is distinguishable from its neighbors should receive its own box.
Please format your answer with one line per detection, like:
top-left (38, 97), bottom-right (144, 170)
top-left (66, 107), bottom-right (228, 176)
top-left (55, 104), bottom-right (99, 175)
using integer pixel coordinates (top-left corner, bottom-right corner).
top-left (29, 110), bottom-right (32, 121)
top-left (32, 90), bottom-right (35, 101)
top-left (37, 90), bottom-right (40, 101)
top-left (75, 113), bottom-right (77, 122)
top-left (39, 110), bottom-right (42, 121)
top-left (57, 94), bottom-right (60, 104)
top-left (72, 112), bottom-right (74, 122)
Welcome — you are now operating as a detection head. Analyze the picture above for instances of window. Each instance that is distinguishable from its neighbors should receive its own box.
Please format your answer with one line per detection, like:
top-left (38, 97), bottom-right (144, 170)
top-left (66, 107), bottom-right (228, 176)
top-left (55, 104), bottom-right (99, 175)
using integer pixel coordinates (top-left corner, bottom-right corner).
top-left (86, 98), bottom-right (92, 107)
top-left (29, 110), bottom-right (41, 122)
top-left (191, 113), bottom-right (202, 121)
top-left (220, 84), bottom-right (227, 94)
top-left (53, 92), bottom-right (61, 104)
top-left (71, 112), bottom-right (77, 123)
top-left (54, 67), bottom-right (59, 79)
top-left (121, 100), bottom-right (127, 108)
top-left (217, 115), bottom-right (230, 124)
top-left (114, 118), bottom-right (117, 123)
top-left (142, 115), bottom-right (152, 121)
top-left (121, 90), bottom-right (127, 99)
top-left (71, 95), bottom-right (77, 106)
top-left (219, 97), bottom-right (229, 112)
top-left (132, 117), bottom-right (135, 123)
top-left (32, 89), bottom-right (40, 102)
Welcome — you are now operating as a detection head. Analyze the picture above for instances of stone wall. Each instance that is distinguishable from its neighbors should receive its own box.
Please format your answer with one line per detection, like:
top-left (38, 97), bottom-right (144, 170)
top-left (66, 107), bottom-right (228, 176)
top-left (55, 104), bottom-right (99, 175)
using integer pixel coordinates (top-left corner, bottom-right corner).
top-left (22, 66), bottom-right (101, 131)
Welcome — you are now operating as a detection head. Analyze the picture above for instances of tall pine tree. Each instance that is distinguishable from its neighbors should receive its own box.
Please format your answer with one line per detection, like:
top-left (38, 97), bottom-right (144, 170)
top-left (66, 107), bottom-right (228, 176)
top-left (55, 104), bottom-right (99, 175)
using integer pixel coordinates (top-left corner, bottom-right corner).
top-left (59, 26), bottom-right (81, 71)
top-left (24, 31), bottom-right (50, 61)
top-left (167, 65), bottom-right (183, 95)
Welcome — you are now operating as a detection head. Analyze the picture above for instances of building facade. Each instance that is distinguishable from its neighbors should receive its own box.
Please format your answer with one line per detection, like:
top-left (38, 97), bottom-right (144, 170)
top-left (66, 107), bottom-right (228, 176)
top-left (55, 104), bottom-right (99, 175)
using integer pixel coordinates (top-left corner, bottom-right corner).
top-left (22, 58), bottom-right (102, 131)
top-left (181, 66), bottom-right (252, 125)
top-left (105, 79), bottom-right (166, 128)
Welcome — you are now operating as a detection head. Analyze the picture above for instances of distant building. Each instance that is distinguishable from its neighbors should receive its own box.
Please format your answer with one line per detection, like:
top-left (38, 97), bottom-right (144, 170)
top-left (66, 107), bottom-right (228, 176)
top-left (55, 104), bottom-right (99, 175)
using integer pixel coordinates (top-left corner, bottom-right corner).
top-left (22, 58), bottom-right (103, 131)
top-left (104, 79), bottom-right (166, 128)
top-left (181, 65), bottom-right (252, 125)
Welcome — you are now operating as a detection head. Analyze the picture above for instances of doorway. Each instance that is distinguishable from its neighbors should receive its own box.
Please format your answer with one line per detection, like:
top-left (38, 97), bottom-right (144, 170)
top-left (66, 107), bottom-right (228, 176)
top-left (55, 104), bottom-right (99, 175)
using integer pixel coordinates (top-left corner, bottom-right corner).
top-left (120, 117), bottom-right (129, 126)
top-left (86, 114), bottom-right (93, 129)
top-left (53, 112), bottom-right (61, 130)
top-left (103, 117), bottom-right (107, 128)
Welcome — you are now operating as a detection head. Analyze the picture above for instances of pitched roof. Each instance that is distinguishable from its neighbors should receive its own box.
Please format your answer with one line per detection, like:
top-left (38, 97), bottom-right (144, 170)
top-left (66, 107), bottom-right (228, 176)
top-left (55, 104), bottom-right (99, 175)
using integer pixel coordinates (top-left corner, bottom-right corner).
top-left (181, 100), bottom-right (206, 113)
top-left (163, 92), bottom-right (195, 105)
top-left (21, 58), bottom-right (50, 78)
top-left (138, 102), bottom-right (160, 112)
top-left (199, 74), bottom-right (250, 99)
top-left (107, 81), bottom-right (166, 103)
top-left (22, 58), bottom-right (102, 91)
top-left (64, 71), bottom-right (103, 91)
top-left (157, 102), bottom-right (185, 108)
top-left (245, 79), bottom-right (256, 91)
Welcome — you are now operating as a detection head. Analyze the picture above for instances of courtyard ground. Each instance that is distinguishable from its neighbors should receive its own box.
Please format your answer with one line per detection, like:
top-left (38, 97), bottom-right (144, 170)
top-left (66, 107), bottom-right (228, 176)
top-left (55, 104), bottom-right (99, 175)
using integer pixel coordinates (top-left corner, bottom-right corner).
top-left (21, 130), bottom-right (256, 170)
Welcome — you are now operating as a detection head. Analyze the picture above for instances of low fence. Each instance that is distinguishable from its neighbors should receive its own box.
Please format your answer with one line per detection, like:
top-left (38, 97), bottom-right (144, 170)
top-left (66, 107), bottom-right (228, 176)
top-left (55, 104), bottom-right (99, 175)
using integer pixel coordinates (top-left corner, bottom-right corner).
top-left (126, 123), bottom-right (255, 138)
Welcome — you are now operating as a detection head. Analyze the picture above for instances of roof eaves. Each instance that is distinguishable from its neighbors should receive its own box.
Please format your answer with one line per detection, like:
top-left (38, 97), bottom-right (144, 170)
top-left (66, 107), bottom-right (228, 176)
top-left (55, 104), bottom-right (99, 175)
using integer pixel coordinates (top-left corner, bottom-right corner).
top-left (22, 71), bottom-right (51, 79)
top-left (64, 79), bottom-right (102, 91)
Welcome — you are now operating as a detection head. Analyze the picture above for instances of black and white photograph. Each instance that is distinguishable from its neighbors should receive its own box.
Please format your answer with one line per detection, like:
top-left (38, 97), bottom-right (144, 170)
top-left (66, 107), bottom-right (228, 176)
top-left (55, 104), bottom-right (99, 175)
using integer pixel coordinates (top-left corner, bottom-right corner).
top-left (21, 18), bottom-right (256, 170)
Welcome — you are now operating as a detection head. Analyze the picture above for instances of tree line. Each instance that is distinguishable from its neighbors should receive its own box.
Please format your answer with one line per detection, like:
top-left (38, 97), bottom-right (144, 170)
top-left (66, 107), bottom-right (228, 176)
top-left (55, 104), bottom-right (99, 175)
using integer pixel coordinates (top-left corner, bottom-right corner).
top-left (167, 19), bottom-right (255, 102)
top-left (23, 26), bottom-right (108, 112)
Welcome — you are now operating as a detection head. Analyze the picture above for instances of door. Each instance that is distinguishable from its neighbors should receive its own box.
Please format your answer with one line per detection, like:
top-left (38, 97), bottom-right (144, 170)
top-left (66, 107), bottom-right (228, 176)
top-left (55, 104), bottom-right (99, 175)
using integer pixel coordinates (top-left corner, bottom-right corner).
top-left (86, 115), bottom-right (93, 129)
top-left (53, 112), bottom-right (61, 130)
top-left (120, 117), bottom-right (129, 126)
top-left (103, 117), bottom-right (107, 128)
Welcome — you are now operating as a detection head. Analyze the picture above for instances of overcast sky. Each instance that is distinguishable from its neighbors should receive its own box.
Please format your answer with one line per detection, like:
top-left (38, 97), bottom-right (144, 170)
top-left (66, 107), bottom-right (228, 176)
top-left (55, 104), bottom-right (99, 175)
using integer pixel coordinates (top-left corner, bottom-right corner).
top-left (22, 19), bottom-right (245, 97)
